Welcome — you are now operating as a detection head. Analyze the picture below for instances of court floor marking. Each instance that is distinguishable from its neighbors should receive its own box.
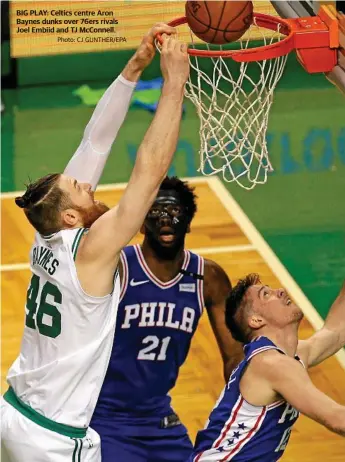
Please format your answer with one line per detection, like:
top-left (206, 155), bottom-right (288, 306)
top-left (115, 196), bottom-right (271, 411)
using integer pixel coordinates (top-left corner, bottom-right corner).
top-left (2, 176), bottom-right (345, 369)
top-left (208, 176), bottom-right (345, 370)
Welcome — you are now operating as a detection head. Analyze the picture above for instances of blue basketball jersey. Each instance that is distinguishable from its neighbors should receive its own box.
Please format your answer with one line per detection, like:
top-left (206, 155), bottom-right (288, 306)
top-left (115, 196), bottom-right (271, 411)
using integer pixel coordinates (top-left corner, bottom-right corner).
top-left (93, 244), bottom-right (204, 420)
top-left (191, 337), bottom-right (303, 462)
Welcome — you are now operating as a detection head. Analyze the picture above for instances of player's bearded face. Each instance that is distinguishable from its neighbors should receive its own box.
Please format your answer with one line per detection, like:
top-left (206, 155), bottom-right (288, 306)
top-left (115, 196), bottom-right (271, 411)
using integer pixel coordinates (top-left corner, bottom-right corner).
top-left (59, 176), bottom-right (109, 228)
top-left (143, 191), bottom-right (190, 259)
top-left (77, 200), bottom-right (109, 228)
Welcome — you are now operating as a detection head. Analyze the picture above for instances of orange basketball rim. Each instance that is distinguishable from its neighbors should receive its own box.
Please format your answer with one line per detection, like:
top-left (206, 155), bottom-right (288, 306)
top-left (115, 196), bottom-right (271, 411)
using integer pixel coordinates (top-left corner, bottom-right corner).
top-left (157, 5), bottom-right (342, 74)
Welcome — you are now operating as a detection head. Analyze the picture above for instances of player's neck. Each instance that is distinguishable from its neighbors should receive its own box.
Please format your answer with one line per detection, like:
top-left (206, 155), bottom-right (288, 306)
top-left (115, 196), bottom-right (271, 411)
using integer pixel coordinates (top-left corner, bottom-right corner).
top-left (140, 241), bottom-right (185, 283)
top-left (260, 323), bottom-right (299, 357)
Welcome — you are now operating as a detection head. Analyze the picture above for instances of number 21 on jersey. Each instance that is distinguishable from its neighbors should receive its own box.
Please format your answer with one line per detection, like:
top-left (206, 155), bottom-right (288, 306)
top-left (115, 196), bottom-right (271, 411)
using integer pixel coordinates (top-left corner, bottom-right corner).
top-left (137, 336), bottom-right (171, 361)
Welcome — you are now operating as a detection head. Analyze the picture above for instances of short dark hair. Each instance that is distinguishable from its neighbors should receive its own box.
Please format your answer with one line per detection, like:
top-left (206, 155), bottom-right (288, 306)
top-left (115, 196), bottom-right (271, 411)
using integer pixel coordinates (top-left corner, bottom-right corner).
top-left (159, 177), bottom-right (197, 223)
top-left (15, 173), bottom-right (71, 235)
top-left (225, 273), bottom-right (261, 343)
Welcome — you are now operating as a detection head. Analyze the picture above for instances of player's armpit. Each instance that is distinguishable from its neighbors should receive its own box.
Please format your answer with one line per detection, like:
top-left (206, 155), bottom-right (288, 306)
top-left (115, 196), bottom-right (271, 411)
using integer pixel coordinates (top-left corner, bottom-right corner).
top-left (204, 259), bottom-right (244, 381)
top-left (258, 351), bottom-right (345, 436)
top-left (297, 329), bottom-right (342, 368)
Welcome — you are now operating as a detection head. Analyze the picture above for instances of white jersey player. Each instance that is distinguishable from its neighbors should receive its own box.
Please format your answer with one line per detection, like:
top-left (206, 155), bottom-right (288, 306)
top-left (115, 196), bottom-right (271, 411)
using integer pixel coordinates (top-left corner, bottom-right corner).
top-left (1, 26), bottom-right (189, 462)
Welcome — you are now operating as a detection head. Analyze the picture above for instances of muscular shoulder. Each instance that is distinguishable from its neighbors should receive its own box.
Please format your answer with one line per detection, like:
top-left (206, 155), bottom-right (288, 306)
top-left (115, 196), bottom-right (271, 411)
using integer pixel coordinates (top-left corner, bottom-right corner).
top-left (249, 349), bottom-right (285, 370)
top-left (241, 350), bottom-right (284, 405)
top-left (243, 350), bottom-right (287, 387)
top-left (203, 258), bottom-right (231, 308)
top-left (204, 258), bottom-right (228, 279)
top-left (250, 350), bottom-right (304, 380)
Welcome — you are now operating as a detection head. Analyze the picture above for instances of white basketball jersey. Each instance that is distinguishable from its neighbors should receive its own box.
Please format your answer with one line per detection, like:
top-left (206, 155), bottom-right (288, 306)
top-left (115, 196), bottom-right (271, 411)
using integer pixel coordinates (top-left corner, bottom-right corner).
top-left (7, 228), bottom-right (120, 429)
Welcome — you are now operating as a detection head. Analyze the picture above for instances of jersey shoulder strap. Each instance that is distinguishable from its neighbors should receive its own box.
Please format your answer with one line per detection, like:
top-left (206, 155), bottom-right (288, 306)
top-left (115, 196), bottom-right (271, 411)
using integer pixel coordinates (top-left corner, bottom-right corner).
top-left (244, 336), bottom-right (305, 366)
top-left (182, 251), bottom-right (205, 279)
top-left (182, 251), bottom-right (205, 315)
top-left (119, 247), bottom-right (130, 302)
top-left (60, 228), bottom-right (87, 260)
top-left (119, 245), bottom-right (141, 302)
top-left (243, 336), bottom-right (282, 361)
top-left (35, 228), bottom-right (87, 259)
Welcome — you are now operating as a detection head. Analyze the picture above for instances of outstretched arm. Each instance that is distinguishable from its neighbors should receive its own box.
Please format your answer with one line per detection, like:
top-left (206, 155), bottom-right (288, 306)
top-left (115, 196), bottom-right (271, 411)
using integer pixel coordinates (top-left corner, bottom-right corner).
top-left (297, 279), bottom-right (345, 367)
top-left (64, 23), bottom-right (176, 190)
top-left (204, 259), bottom-right (244, 381)
top-left (252, 351), bottom-right (345, 436)
top-left (77, 35), bottom-right (190, 297)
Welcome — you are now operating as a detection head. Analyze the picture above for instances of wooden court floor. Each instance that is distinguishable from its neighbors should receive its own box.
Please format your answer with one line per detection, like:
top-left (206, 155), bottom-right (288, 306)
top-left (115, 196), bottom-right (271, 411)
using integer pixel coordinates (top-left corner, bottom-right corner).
top-left (2, 177), bottom-right (345, 461)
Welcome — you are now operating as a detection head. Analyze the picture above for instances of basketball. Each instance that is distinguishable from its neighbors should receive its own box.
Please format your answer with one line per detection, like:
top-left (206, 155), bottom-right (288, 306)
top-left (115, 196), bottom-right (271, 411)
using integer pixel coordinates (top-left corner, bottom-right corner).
top-left (185, 1), bottom-right (253, 45)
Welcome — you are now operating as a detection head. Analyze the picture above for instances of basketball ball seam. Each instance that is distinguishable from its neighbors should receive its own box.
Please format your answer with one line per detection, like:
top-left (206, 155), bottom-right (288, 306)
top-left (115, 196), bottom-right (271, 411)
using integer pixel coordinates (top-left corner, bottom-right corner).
top-left (222, 2), bottom-right (252, 41)
top-left (186, 1), bottom-right (252, 34)
top-left (186, 1), bottom-right (212, 35)
top-left (209, 1), bottom-right (227, 44)
top-left (203, 0), bottom-right (213, 33)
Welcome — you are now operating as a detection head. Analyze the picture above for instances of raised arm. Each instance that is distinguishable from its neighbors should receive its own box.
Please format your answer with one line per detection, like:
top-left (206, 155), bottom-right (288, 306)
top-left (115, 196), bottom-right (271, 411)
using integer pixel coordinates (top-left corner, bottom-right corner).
top-left (77, 36), bottom-right (190, 296)
top-left (64, 23), bottom-right (176, 190)
top-left (252, 351), bottom-right (345, 436)
top-left (297, 279), bottom-right (345, 367)
top-left (204, 259), bottom-right (244, 381)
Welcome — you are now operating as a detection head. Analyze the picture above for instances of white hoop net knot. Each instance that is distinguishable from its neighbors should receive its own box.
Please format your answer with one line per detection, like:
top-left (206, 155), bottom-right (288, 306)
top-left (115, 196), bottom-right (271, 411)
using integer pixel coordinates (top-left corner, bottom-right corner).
top-left (186, 18), bottom-right (288, 190)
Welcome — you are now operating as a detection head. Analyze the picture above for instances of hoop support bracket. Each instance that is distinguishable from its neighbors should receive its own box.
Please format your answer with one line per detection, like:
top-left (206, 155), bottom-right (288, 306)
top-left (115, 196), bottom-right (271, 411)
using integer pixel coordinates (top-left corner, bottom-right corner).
top-left (286, 14), bottom-right (339, 73)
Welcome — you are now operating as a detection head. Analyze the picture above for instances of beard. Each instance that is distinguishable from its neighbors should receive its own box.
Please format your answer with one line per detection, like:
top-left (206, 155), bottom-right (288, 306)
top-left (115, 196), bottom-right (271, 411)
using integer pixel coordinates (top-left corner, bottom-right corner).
top-left (145, 230), bottom-right (186, 260)
top-left (78, 201), bottom-right (109, 228)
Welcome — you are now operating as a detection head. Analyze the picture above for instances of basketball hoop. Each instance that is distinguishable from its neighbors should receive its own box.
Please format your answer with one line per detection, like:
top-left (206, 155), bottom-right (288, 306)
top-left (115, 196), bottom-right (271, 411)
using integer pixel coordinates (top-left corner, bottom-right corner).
top-left (156, 7), bottom-right (340, 190)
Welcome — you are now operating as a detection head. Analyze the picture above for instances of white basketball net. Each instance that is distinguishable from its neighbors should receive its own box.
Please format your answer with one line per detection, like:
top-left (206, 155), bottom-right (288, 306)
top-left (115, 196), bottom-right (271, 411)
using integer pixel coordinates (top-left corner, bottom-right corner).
top-left (185, 19), bottom-right (288, 189)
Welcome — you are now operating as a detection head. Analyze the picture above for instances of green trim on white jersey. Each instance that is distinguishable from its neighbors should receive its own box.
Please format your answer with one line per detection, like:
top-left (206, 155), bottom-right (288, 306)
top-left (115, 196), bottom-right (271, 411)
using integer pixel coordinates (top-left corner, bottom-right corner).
top-left (3, 388), bottom-right (87, 438)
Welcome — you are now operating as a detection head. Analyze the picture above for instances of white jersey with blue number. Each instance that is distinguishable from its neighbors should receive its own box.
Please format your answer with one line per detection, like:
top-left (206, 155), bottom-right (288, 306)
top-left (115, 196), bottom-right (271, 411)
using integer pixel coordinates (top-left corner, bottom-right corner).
top-left (6, 228), bottom-right (120, 429)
